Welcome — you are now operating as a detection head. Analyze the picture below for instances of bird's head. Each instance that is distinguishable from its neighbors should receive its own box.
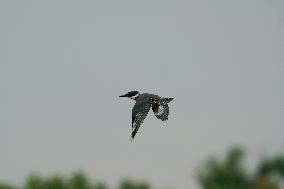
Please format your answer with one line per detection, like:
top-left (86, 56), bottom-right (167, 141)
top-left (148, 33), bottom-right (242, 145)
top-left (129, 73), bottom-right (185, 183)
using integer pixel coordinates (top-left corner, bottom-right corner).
top-left (119, 91), bottom-right (140, 100)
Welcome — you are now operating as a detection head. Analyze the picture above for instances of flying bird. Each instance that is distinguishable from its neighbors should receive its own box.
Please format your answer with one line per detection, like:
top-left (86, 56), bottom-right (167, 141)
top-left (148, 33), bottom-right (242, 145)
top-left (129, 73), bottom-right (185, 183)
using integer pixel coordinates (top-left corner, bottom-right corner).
top-left (119, 91), bottom-right (174, 140)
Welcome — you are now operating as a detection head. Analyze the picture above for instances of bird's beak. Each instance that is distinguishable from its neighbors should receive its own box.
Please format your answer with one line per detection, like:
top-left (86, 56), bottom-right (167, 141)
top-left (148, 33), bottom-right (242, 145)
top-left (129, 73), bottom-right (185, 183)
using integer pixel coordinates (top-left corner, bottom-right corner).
top-left (119, 93), bottom-right (128, 97)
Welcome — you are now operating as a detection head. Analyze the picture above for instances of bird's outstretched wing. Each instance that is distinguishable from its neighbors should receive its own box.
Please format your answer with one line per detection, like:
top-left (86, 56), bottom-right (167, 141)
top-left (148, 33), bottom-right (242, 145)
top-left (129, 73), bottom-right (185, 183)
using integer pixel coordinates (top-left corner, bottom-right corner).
top-left (131, 100), bottom-right (152, 139)
top-left (152, 102), bottom-right (169, 121)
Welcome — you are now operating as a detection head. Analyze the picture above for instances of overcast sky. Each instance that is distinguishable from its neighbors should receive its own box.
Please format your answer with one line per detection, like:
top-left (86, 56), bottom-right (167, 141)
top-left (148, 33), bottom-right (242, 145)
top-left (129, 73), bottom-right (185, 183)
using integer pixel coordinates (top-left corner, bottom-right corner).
top-left (0, 1), bottom-right (283, 189)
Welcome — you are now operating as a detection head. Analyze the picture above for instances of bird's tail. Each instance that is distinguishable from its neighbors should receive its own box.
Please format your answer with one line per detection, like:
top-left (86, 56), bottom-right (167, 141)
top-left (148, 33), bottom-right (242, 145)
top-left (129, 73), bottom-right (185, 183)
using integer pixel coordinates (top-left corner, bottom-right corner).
top-left (162, 98), bottom-right (174, 103)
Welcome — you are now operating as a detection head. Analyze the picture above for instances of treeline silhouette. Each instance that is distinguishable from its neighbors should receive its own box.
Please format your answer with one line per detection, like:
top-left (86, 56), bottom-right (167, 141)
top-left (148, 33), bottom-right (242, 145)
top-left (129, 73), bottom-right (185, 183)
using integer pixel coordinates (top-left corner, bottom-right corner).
top-left (0, 174), bottom-right (150, 189)
top-left (0, 146), bottom-right (283, 189)
top-left (197, 146), bottom-right (284, 189)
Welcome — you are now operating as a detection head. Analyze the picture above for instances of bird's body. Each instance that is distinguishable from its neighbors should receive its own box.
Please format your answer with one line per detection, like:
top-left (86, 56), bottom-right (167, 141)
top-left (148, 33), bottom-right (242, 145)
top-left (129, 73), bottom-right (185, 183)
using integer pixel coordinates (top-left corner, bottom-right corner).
top-left (119, 91), bottom-right (174, 139)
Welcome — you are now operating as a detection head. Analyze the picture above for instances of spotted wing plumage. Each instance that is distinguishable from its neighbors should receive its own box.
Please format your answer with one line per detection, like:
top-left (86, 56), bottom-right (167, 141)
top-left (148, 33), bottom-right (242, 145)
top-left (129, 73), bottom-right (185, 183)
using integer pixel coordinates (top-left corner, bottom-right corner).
top-left (131, 100), bottom-right (152, 139)
top-left (152, 102), bottom-right (169, 121)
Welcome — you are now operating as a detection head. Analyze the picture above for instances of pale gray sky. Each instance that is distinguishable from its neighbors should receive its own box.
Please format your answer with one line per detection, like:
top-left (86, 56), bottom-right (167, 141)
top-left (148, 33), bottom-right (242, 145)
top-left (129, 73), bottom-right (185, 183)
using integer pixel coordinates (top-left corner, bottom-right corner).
top-left (0, 1), bottom-right (283, 189)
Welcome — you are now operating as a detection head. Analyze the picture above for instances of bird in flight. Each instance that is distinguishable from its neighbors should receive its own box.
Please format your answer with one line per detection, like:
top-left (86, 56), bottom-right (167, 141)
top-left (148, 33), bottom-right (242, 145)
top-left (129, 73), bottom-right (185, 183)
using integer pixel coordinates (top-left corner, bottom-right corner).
top-left (119, 91), bottom-right (174, 140)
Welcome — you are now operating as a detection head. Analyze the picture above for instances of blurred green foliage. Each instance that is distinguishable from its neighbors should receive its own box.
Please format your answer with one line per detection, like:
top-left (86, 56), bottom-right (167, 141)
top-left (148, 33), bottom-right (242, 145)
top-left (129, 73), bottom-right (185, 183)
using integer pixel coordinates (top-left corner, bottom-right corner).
top-left (197, 147), bottom-right (251, 189)
top-left (1, 172), bottom-right (150, 189)
top-left (0, 183), bottom-right (17, 189)
top-left (23, 172), bottom-right (105, 189)
top-left (119, 179), bottom-right (150, 189)
top-left (197, 146), bottom-right (284, 189)
top-left (0, 146), bottom-right (283, 189)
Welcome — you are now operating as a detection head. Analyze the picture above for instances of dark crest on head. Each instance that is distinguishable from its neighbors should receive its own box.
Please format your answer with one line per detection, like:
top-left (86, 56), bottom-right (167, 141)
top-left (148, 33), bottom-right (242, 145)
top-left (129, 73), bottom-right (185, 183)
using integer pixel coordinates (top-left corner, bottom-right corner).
top-left (127, 91), bottom-right (139, 97)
